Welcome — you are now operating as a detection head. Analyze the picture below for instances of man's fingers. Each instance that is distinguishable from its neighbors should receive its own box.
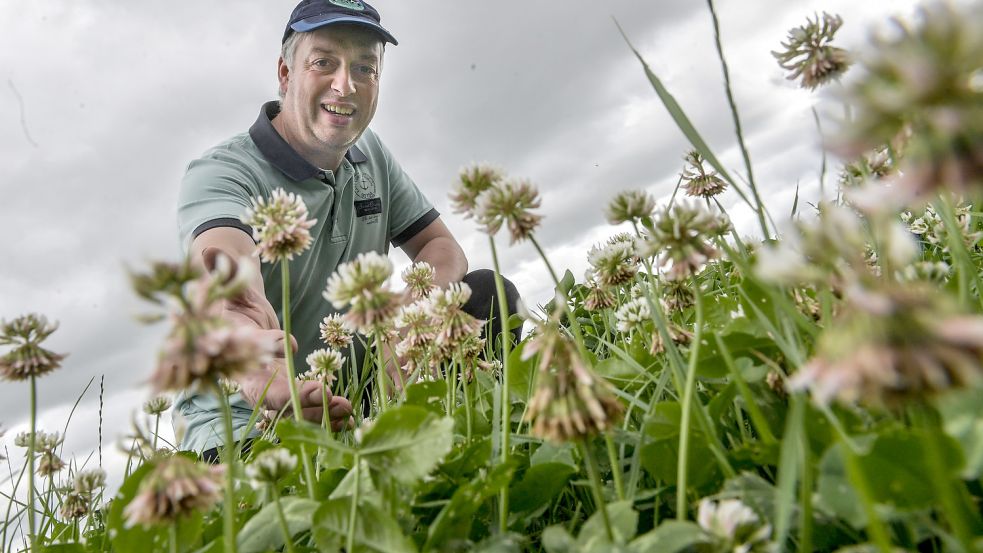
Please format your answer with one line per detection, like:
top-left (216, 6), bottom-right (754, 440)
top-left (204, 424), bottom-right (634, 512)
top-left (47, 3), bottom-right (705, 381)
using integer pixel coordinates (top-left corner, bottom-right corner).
top-left (328, 396), bottom-right (353, 420)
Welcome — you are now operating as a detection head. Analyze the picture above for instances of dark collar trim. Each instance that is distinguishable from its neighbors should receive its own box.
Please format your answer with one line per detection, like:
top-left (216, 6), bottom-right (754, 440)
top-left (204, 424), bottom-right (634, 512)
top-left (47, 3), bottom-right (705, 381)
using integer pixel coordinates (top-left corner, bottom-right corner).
top-left (249, 101), bottom-right (367, 182)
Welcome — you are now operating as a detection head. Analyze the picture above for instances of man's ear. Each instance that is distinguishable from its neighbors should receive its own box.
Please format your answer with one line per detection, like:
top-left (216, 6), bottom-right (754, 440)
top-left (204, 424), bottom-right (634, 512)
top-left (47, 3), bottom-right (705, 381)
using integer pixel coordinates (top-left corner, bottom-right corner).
top-left (277, 57), bottom-right (290, 97)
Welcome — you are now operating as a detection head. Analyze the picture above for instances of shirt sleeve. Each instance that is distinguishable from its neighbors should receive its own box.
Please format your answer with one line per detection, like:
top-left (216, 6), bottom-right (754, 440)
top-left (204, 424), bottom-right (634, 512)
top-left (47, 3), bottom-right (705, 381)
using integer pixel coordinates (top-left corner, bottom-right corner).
top-left (176, 151), bottom-right (258, 254)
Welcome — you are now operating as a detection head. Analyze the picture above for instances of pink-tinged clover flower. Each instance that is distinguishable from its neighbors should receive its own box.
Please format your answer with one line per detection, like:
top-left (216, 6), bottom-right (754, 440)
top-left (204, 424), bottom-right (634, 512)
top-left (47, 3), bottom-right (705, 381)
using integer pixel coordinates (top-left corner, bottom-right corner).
top-left (772, 12), bottom-right (851, 90)
top-left (681, 151), bottom-right (728, 199)
top-left (241, 188), bottom-right (317, 263)
top-left (474, 179), bottom-right (543, 244)
top-left (123, 456), bottom-right (224, 528)
top-left (0, 314), bottom-right (66, 381)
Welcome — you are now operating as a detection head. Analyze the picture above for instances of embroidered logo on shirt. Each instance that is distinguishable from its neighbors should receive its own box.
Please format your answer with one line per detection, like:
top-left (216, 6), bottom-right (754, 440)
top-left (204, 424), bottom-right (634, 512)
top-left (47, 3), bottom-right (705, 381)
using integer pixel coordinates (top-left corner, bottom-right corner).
top-left (354, 197), bottom-right (382, 217)
top-left (354, 172), bottom-right (377, 200)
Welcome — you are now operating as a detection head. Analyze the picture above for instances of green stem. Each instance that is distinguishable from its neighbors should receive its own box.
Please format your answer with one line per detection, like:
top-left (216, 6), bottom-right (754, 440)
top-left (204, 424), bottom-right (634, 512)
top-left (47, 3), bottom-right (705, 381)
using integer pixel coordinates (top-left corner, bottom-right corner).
top-left (462, 366), bottom-right (473, 442)
top-left (281, 260), bottom-right (317, 499)
top-left (218, 389), bottom-right (238, 553)
top-left (910, 405), bottom-right (977, 551)
top-left (706, 0), bottom-right (769, 239)
top-left (487, 236), bottom-right (512, 534)
top-left (271, 487), bottom-right (297, 553)
top-left (580, 440), bottom-right (615, 543)
top-left (169, 522), bottom-right (178, 553)
top-left (713, 332), bottom-right (776, 445)
top-left (375, 334), bottom-right (387, 412)
top-left (798, 430), bottom-right (814, 553)
top-left (840, 434), bottom-right (893, 553)
top-left (604, 434), bottom-right (625, 501)
top-left (676, 284), bottom-right (704, 519)
top-left (27, 375), bottom-right (36, 551)
top-left (347, 454), bottom-right (360, 553)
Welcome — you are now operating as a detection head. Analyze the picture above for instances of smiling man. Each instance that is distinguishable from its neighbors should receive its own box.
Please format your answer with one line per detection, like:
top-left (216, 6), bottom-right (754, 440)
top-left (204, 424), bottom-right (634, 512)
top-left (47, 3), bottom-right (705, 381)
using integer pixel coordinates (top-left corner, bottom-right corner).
top-left (173, 0), bottom-right (519, 460)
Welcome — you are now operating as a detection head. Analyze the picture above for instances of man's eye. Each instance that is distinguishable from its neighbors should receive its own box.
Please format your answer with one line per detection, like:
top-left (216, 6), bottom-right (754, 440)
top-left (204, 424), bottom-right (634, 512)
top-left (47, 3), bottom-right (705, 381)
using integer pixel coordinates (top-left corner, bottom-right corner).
top-left (356, 65), bottom-right (378, 76)
top-left (311, 59), bottom-right (333, 69)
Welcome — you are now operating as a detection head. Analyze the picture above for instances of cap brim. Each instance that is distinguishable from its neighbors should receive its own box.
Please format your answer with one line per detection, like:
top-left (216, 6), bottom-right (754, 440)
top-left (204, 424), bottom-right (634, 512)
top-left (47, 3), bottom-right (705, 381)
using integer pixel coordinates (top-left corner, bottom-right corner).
top-left (290, 15), bottom-right (397, 45)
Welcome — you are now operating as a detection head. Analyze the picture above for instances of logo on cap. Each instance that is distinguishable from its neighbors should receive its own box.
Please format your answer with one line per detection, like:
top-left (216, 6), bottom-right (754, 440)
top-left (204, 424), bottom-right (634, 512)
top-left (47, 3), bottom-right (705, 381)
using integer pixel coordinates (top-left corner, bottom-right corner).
top-left (329, 0), bottom-right (365, 10)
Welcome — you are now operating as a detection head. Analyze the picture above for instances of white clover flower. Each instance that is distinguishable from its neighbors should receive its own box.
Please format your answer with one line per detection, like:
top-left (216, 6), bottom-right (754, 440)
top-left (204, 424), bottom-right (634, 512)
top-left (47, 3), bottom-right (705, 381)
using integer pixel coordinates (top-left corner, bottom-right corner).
top-left (143, 396), bottom-right (172, 416)
top-left (0, 313), bottom-right (66, 381)
top-left (218, 377), bottom-right (241, 396)
top-left (402, 261), bottom-right (437, 299)
top-left (640, 200), bottom-right (730, 281)
top-left (241, 188), bottom-right (317, 263)
top-left (426, 283), bottom-right (484, 349)
top-left (614, 297), bottom-right (651, 333)
top-left (587, 240), bottom-right (638, 288)
top-left (474, 179), bottom-right (543, 244)
top-left (303, 348), bottom-right (343, 385)
top-left (246, 448), bottom-right (298, 485)
top-left (319, 314), bottom-right (354, 350)
top-left (681, 151), bottom-right (728, 199)
top-left (323, 251), bottom-right (394, 309)
top-left (698, 498), bottom-right (773, 552)
top-left (772, 12), bottom-right (850, 90)
top-left (450, 163), bottom-right (504, 218)
top-left (605, 189), bottom-right (656, 224)
top-left (123, 456), bottom-right (224, 528)
top-left (73, 468), bottom-right (107, 495)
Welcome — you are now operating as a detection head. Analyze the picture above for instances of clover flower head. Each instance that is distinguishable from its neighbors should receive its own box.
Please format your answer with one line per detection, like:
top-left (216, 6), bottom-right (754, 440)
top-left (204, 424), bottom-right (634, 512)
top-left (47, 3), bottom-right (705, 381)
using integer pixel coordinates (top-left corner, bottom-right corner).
top-left (218, 377), bottom-right (241, 396)
top-left (697, 498), bottom-right (773, 552)
top-left (835, 3), bottom-right (983, 199)
top-left (450, 163), bottom-right (505, 217)
top-left (402, 261), bottom-right (437, 299)
top-left (123, 456), bottom-right (224, 528)
top-left (789, 284), bottom-right (983, 408)
top-left (605, 189), bottom-right (656, 224)
top-left (60, 492), bottom-right (89, 520)
top-left (129, 260), bottom-right (200, 304)
top-left (0, 313), bottom-right (66, 381)
top-left (38, 451), bottom-right (66, 476)
top-left (474, 178), bottom-right (543, 243)
top-left (649, 323), bottom-right (693, 355)
top-left (772, 12), bottom-right (851, 90)
top-left (426, 283), bottom-right (485, 350)
top-left (640, 200), bottom-right (731, 281)
top-left (74, 468), bottom-right (107, 495)
top-left (151, 322), bottom-right (275, 393)
top-left (901, 260), bottom-right (951, 284)
top-left (319, 314), bottom-right (353, 350)
top-left (681, 151), bottom-right (728, 198)
top-left (303, 348), bottom-right (343, 386)
top-left (662, 278), bottom-right (696, 313)
top-left (241, 188), bottom-right (316, 262)
top-left (246, 448), bottom-right (298, 486)
top-left (587, 240), bottom-right (639, 288)
top-left (32, 430), bottom-right (63, 452)
top-left (583, 280), bottom-right (617, 311)
top-left (324, 251), bottom-right (393, 309)
top-left (614, 297), bottom-right (651, 333)
top-left (143, 396), bottom-right (173, 416)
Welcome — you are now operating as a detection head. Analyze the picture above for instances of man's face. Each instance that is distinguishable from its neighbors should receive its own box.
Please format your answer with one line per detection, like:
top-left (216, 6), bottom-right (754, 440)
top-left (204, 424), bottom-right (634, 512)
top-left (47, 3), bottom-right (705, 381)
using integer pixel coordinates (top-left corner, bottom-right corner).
top-left (278, 26), bottom-right (383, 158)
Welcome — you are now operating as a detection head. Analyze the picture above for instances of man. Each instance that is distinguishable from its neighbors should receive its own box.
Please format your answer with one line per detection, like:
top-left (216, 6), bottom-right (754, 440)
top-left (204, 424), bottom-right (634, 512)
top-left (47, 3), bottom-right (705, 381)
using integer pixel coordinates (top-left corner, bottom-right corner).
top-left (174, 0), bottom-right (519, 458)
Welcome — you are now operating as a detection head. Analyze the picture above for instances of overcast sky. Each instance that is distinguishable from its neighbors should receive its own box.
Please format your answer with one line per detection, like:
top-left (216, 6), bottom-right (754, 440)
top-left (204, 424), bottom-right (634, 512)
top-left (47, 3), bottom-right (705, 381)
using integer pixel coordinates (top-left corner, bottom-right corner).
top-left (0, 0), bottom-right (926, 493)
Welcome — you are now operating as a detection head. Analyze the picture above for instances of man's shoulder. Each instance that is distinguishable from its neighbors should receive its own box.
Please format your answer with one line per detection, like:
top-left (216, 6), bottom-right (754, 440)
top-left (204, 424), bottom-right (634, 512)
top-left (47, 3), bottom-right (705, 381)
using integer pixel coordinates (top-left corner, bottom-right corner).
top-left (195, 131), bottom-right (262, 164)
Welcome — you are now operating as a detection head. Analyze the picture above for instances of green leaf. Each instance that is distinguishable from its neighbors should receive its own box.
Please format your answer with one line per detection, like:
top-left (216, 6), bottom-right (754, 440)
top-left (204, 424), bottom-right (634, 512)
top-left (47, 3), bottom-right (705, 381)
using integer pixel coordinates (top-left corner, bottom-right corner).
top-left (935, 387), bottom-right (983, 478)
top-left (628, 521), bottom-right (711, 553)
top-left (404, 380), bottom-right (449, 415)
top-left (237, 497), bottom-right (318, 553)
top-left (861, 427), bottom-right (962, 509)
top-left (38, 545), bottom-right (85, 553)
top-left (696, 332), bottom-right (778, 378)
top-left (312, 497), bottom-right (417, 553)
top-left (471, 533), bottom-right (525, 553)
top-left (507, 341), bottom-right (534, 402)
top-left (107, 462), bottom-right (165, 553)
top-left (424, 461), bottom-right (516, 551)
top-left (359, 405), bottom-right (454, 485)
top-left (640, 402), bottom-right (721, 490)
top-left (530, 442), bottom-right (576, 468)
top-left (275, 418), bottom-right (354, 454)
top-left (509, 462), bottom-right (576, 513)
top-left (558, 269), bottom-right (576, 296)
top-left (815, 443), bottom-right (866, 529)
top-left (576, 500), bottom-right (638, 549)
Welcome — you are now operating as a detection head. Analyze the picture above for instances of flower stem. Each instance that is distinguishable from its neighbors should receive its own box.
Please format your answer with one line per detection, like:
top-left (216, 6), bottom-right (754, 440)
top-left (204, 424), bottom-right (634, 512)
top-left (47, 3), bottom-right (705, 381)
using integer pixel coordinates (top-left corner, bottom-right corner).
top-left (169, 522), bottom-right (178, 553)
top-left (218, 389), bottom-right (238, 553)
top-left (604, 434), bottom-right (625, 501)
top-left (346, 454), bottom-right (360, 553)
top-left (271, 487), bottom-right (297, 553)
top-left (840, 434), bottom-right (893, 553)
top-left (27, 375), bottom-right (36, 551)
top-left (152, 414), bottom-right (160, 452)
top-left (487, 236), bottom-right (512, 534)
top-left (281, 260), bottom-right (317, 499)
top-left (580, 439), bottom-right (614, 543)
top-left (676, 283), bottom-right (704, 520)
top-left (375, 334), bottom-right (387, 412)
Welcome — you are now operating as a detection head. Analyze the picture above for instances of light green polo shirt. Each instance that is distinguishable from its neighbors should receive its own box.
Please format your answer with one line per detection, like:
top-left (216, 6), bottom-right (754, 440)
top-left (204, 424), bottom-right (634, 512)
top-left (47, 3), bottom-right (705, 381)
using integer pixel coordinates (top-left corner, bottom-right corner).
top-left (174, 101), bottom-right (437, 452)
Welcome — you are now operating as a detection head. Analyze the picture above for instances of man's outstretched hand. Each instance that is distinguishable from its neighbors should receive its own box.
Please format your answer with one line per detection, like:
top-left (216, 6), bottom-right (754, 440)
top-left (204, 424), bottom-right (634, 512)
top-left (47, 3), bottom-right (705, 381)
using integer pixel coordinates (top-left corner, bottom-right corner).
top-left (239, 356), bottom-right (354, 432)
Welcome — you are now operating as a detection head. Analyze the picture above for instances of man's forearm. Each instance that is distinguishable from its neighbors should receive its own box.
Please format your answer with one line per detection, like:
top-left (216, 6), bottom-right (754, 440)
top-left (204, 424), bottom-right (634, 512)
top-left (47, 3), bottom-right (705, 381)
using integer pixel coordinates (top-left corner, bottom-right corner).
top-left (413, 236), bottom-right (468, 288)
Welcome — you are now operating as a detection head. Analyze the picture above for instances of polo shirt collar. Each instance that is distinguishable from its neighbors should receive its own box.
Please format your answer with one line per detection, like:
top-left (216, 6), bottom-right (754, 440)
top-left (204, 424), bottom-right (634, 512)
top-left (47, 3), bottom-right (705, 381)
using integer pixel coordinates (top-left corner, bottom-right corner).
top-left (249, 101), bottom-right (368, 182)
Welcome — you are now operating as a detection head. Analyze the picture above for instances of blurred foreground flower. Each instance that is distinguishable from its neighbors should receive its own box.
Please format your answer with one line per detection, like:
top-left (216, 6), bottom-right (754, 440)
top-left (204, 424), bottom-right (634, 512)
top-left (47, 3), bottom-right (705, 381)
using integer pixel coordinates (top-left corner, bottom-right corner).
top-left (697, 498), bottom-right (773, 553)
top-left (790, 284), bottom-right (983, 408)
top-left (836, 3), bottom-right (983, 199)
top-left (247, 448), bottom-right (297, 486)
top-left (324, 251), bottom-right (401, 335)
top-left (0, 314), bottom-right (66, 381)
top-left (638, 200), bottom-right (730, 281)
top-left (681, 151), bottom-right (728, 198)
top-left (241, 188), bottom-right (316, 263)
top-left (124, 456), bottom-right (224, 528)
top-left (474, 179), bottom-right (543, 243)
top-left (143, 396), bottom-right (172, 416)
top-left (523, 320), bottom-right (623, 442)
top-left (772, 12), bottom-right (850, 90)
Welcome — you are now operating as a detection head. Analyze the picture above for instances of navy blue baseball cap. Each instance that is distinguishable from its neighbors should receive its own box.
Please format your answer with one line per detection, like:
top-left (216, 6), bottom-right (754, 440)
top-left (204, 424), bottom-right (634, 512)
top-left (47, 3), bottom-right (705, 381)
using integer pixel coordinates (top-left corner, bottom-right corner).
top-left (283, 0), bottom-right (398, 45)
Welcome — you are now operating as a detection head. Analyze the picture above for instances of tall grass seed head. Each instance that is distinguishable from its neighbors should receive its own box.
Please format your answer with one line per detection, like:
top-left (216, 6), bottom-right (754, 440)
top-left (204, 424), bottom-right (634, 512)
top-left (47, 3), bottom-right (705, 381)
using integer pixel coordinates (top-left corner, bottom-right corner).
top-left (605, 189), bottom-right (656, 224)
top-left (450, 163), bottom-right (504, 218)
top-left (640, 200), bottom-right (731, 281)
top-left (241, 188), bottom-right (317, 263)
top-left (402, 261), bottom-right (437, 299)
top-left (681, 151), bottom-right (728, 198)
top-left (772, 12), bottom-right (851, 90)
top-left (246, 448), bottom-right (298, 485)
top-left (474, 178), bottom-right (543, 244)
top-left (319, 314), bottom-right (354, 350)
top-left (143, 396), bottom-right (173, 416)
top-left (835, 3), bottom-right (983, 199)
top-left (123, 456), bottom-right (224, 528)
top-left (0, 313), bottom-right (66, 381)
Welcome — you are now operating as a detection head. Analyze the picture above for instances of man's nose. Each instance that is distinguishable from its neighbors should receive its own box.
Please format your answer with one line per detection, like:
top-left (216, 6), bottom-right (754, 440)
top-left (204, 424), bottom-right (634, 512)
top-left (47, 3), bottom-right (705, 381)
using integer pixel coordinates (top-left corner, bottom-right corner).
top-left (331, 63), bottom-right (356, 96)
